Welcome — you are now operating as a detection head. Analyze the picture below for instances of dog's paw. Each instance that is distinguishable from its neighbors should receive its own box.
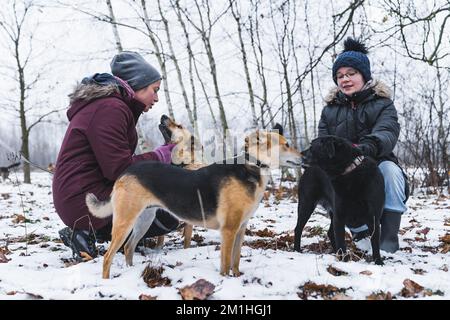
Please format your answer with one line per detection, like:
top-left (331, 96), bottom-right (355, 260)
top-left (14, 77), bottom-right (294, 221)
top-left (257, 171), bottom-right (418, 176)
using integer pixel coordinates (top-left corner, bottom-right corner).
top-left (232, 269), bottom-right (242, 277)
top-left (374, 258), bottom-right (384, 266)
top-left (220, 270), bottom-right (230, 277)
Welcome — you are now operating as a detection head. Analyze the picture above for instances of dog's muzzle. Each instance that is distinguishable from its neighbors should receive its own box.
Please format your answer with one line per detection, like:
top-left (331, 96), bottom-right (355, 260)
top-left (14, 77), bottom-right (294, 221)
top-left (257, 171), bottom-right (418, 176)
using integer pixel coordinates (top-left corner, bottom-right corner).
top-left (159, 115), bottom-right (172, 143)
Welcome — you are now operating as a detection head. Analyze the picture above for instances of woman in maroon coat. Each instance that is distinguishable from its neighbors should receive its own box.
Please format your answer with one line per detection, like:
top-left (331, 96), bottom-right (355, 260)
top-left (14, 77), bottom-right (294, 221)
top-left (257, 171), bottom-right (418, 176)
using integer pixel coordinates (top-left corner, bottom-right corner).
top-left (53, 52), bottom-right (178, 260)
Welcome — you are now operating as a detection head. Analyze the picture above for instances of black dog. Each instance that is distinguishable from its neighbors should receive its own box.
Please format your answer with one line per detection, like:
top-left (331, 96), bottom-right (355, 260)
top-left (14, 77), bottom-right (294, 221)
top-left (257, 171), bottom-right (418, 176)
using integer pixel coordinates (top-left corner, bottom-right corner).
top-left (1, 162), bottom-right (21, 181)
top-left (294, 136), bottom-right (384, 265)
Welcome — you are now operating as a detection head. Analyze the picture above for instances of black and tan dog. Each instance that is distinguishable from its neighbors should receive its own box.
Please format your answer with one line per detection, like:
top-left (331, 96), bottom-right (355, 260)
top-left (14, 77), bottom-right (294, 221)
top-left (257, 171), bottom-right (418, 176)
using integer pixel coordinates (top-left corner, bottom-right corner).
top-left (1, 162), bottom-right (21, 182)
top-left (86, 129), bottom-right (302, 278)
top-left (153, 114), bottom-right (206, 249)
top-left (294, 135), bottom-right (384, 265)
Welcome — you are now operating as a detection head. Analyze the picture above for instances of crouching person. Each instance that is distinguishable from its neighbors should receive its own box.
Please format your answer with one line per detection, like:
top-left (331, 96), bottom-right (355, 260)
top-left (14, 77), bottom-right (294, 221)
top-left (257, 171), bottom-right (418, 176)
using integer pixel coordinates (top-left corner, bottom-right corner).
top-left (52, 51), bottom-right (181, 260)
top-left (319, 38), bottom-right (409, 253)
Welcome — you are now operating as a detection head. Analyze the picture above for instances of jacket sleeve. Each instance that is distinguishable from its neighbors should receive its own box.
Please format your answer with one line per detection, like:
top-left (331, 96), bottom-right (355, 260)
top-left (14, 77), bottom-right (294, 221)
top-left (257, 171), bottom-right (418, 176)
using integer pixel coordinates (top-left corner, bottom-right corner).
top-left (359, 99), bottom-right (400, 158)
top-left (86, 103), bottom-right (158, 181)
top-left (318, 107), bottom-right (330, 137)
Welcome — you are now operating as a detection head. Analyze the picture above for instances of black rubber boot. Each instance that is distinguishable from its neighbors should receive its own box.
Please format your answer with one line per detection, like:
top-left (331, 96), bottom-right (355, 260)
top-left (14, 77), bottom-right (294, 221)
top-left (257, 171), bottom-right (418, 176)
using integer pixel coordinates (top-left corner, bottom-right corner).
top-left (59, 227), bottom-right (98, 260)
top-left (380, 210), bottom-right (402, 253)
top-left (144, 209), bottom-right (183, 237)
top-left (351, 229), bottom-right (371, 242)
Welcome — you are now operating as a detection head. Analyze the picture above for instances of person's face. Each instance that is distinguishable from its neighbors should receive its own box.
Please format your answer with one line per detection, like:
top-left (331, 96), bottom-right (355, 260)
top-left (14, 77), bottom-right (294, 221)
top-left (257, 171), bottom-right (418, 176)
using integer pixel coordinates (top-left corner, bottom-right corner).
top-left (134, 80), bottom-right (161, 112)
top-left (336, 67), bottom-right (365, 96)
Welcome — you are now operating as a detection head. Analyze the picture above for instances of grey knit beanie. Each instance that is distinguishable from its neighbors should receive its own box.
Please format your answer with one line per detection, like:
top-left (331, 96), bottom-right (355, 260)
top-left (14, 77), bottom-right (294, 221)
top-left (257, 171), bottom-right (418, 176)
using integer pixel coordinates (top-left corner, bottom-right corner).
top-left (110, 51), bottom-right (161, 91)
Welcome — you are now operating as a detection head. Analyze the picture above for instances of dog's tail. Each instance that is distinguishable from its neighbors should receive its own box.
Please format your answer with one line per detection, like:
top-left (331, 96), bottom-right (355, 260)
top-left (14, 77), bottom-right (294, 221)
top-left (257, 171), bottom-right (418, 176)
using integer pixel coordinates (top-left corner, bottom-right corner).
top-left (85, 193), bottom-right (113, 218)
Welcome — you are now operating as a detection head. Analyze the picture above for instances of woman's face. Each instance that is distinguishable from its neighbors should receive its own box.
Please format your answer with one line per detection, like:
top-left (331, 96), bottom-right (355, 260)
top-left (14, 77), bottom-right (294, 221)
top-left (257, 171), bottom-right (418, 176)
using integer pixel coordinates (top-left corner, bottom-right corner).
top-left (336, 67), bottom-right (365, 96)
top-left (134, 80), bottom-right (161, 112)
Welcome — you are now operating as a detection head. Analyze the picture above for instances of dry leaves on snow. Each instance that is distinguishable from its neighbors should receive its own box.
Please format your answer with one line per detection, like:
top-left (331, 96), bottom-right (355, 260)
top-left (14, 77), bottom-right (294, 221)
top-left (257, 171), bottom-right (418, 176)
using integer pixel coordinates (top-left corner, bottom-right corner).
top-left (400, 279), bottom-right (424, 298)
top-left (297, 281), bottom-right (347, 300)
top-left (139, 294), bottom-right (157, 300)
top-left (142, 265), bottom-right (171, 288)
top-left (11, 214), bottom-right (28, 224)
top-left (179, 279), bottom-right (215, 300)
top-left (439, 233), bottom-right (450, 254)
top-left (0, 252), bottom-right (10, 263)
top-left (6, 291), bottom-right (43, 299)
top-left (366, 291), bottom-right (393, 300)
top-left (327, 265), bottom-right (348, 276)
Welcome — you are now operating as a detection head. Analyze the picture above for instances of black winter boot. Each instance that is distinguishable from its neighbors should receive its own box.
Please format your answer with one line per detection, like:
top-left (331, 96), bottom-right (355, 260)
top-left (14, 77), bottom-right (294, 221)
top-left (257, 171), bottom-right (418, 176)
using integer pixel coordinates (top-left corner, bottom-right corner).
top-left (351, 229), bottom-right (371, 242)
top-left (59, 227), bottom-right (98, 261)
top-left (380, 210), bottom-right (402, 253)
top-left (144, 209), bottom-right (183, 237)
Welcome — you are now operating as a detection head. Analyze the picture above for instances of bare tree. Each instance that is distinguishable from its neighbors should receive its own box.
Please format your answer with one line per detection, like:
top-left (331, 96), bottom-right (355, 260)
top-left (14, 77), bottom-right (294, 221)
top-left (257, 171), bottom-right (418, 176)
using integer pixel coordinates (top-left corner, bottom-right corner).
top-left (381, 0), bottom-right (450, 68)
top-left (172, 0), bottom-right (212, 134)
top-left (179, 0), bottom-right (231, 135)
top-left (269, 0), bottom-right (299, 149)
top-left (139, 0), bottom-right (175, 119)
top-left (158, 0), bottom-right (196, 131)
top-left (229, 0), bottom-right (257, 127)
top-left (104, 0), bottom-right (152, 153)
top-left (65, 0), bottom-right (177, 118)
top-left (0, 0), bottom-right (62, 183)
top-left (246, 0), bottom-right (274, 128)
top-left (105, 0), bottom-right (123, 52)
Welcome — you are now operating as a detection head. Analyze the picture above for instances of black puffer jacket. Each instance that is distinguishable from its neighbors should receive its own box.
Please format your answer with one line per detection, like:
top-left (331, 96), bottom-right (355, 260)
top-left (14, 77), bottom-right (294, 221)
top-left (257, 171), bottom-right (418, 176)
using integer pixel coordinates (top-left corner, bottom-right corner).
top-left (318, 80), bottom-right (400, 164)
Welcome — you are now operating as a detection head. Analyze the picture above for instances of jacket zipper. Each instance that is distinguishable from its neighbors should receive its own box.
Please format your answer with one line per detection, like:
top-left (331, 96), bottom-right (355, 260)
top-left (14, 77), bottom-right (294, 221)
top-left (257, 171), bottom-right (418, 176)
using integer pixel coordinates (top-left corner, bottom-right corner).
top-left (351, 101), bottom-right (358, 142)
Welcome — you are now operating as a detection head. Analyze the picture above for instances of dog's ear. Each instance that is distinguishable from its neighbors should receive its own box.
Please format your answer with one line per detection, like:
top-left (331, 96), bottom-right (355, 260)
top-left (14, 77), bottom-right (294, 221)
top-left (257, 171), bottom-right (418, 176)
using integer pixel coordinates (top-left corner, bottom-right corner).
top-left (272, 123), bottom-right (284, 136)
top-left (325, 139), bottom-right (336, 159)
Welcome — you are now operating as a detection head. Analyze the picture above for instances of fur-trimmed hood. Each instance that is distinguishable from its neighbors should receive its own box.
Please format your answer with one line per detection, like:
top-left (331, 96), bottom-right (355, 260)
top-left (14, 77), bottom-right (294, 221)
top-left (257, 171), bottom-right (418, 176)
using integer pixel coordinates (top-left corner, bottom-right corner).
top-left (69, 82), bottom-right (120, 105)
top-left (324, 80), bottom-right (392, 104)
top-left (66, 74), bottom-right (143, 121)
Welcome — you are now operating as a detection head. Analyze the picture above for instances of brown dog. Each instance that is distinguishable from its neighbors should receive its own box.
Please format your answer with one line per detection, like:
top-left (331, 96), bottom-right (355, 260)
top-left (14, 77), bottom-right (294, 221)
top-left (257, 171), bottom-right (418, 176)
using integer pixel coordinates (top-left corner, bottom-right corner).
top-left (154, 115), bottom-right (206, 249)
top-left (87, 128), bottom-right (302, 279)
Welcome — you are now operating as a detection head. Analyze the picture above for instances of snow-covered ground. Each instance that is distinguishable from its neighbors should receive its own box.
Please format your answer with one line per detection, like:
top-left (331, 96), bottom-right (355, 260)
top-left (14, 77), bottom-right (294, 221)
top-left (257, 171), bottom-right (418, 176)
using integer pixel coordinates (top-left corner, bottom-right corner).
top-left (0, 171), bottom-right (449, 300)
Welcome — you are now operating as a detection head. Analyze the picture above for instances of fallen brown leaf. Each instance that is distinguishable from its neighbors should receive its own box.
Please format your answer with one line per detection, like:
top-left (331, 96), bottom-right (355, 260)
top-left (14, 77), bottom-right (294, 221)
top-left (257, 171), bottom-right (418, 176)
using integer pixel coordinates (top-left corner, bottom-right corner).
top-left (359, 270), bottom-right (373, 276)
top-left (191, 234), bottom-right (205, 244)
top-left (303, 226), bottom-right (326, 237)
top-left (5, 291), bottom-right (42, 299)
top-left (255, 228), bottom-right (276, 237)
top-left (416, 227), bottom-right (430, 237)
top-left (25, 292), bottom-right (43, 300)
top-left (327, 265), bottom-right (348, 276)
top-left (179, 279), bottom-right (215, 300)
top-left (142, 265), bottom-right (171, 288)
top-left (366, 291), bottom-right (393, 300)
top-left (11, 214), bottom-right (27, 224)
top-left (0, 252), bottom-right (10, 263)
top-left (439, 233), bottom-right (450, 244)
top-left (400, 279), bottom-right (424, 298)
top-left (297, 281), bottom-right (346, 300)
top-left (139, 294), bottom-right (157, 300)
top-left (0, 246), bottom-right (11, 255)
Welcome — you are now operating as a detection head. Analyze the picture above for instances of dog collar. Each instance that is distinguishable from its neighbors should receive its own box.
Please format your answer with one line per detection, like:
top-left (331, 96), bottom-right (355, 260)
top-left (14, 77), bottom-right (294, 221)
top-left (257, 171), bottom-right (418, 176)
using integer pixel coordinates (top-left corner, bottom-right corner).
top-left (244, 153), bottom-right (269, 169)
top-left (342, 156), bottom-right (365, 175)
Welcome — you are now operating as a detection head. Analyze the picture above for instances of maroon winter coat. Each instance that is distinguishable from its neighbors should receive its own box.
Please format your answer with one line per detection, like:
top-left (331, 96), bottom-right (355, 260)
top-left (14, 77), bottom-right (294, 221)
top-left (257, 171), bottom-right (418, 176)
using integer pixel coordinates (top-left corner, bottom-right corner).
top-left (52, 82), bottom-right (159, 230)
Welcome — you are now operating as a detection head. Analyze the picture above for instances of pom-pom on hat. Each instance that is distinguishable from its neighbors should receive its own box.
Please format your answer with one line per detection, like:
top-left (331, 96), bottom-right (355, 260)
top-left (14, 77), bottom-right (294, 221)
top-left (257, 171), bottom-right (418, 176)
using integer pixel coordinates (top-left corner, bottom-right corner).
top-left (332, 38), bottom-right (371, 84)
